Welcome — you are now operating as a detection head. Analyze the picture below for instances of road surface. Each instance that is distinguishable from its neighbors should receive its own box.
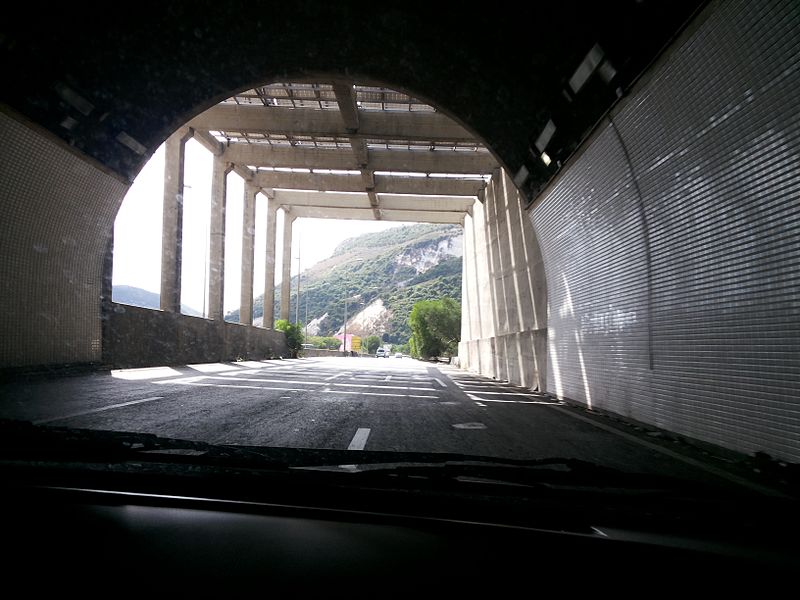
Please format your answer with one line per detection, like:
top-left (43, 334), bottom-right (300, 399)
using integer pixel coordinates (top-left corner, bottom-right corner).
top-left (0, 356), bottom-right (766, 489)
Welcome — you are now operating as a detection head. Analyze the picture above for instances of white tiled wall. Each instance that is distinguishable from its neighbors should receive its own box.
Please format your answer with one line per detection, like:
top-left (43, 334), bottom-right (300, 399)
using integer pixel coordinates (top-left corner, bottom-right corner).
top-left (531, 0), bottom-right (800, 461)
top-left (0, 112), bottom-right (129, 366)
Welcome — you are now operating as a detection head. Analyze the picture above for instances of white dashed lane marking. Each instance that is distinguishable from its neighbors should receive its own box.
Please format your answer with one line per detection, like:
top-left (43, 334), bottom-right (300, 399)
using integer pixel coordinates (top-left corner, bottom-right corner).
top-left (34, 396), bottom-right (165, 424)
top-left (347, 428), bottom-right (371, 450)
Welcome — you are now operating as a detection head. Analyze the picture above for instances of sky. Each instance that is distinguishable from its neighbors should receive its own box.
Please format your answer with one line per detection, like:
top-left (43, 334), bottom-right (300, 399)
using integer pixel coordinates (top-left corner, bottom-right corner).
top-left (112, 138), bottom-right (410, 315)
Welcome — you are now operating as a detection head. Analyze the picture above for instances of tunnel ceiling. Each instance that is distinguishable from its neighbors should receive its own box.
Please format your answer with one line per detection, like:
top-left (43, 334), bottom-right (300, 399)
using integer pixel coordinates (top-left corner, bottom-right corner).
top-left (0, 0), bottom-right (706, 202)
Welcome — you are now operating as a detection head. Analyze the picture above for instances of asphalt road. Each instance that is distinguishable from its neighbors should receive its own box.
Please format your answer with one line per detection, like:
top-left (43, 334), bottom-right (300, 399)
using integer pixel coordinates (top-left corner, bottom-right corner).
top-left (0, 356), bottom-right (762, 488)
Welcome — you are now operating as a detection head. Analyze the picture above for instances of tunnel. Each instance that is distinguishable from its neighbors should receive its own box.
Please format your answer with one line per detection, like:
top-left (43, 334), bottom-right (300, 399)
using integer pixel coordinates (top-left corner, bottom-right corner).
top-left (1, 0), bottom-right (798, 465)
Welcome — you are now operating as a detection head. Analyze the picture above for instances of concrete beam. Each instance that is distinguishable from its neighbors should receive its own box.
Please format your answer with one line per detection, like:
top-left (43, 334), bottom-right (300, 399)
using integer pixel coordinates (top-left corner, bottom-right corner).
top-left (332, 82), bottom-right (359, 131)
top-left (273, 189), bottom-right (474, 212)
top-left (188, 104), bottom-right (474, 142)
top-left (232, 164), bottom-right (254, 182)
top-left (252, 171), bottom-right (484, 196)
top-left (226, 144), bottom-right (497, 174)
top-left (350, 138), bottom-right (369, 167)
top-left (361, 170), bottom-right (375, 190)
top-left (286, 206), bottom-right (465, 224)
top-left (367, 190), bottom-right (380, 220)
top-left (189, 128), bottom-right (223, 156)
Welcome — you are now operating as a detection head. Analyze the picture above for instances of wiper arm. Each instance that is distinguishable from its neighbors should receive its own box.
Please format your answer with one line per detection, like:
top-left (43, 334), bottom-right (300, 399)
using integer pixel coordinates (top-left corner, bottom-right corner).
top-left (0, 419), bottom-right (290, 469)
top-left (0, 420), bottom-right (728, 493)
top-left (317, 457), bottom-right (686, 491)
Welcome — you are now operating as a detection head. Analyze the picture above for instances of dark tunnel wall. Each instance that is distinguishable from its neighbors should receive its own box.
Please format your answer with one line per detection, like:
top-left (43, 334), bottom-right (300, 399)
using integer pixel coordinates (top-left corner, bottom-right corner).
top-left (530, 0), bottom-right (800, 461)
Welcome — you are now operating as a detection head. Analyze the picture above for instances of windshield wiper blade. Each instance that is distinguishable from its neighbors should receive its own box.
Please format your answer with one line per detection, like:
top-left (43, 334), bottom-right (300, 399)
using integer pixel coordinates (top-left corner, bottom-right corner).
top-left (0, 419), bottom-right (292, 468)
top-left (0, 420), bottom-right (729, 493)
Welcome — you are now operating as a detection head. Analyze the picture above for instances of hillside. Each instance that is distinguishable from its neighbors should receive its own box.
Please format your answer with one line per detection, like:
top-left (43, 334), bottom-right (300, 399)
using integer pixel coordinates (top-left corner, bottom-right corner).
top-left (112, 285), bottom-right (202, 317)
top-left (226, 223), bottom-right (462, 344)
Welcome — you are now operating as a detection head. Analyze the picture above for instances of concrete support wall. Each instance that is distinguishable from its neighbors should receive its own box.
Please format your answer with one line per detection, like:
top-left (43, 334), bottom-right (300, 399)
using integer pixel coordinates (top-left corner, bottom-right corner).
top-left (103, 303), bottom-right (289, 368)
top-left (159, 128), bottom-right (190, 313)
top-left (262, 196), bottom-right (279, 329)
top-left (529, 0), bottom-right (800, 461)
top-left (459, 170), bottom-right (547, 390)
top-left (0, 111), bottom-right (129, 367)
top-left (280, 211), bottom-right (294, 321)
top-left (239, 183), bottom-right (257, 326)
top-left (207, 155), bottom-right (231, 321)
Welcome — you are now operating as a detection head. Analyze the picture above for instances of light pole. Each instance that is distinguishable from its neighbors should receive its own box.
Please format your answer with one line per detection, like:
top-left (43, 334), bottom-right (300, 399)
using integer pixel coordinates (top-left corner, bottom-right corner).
top-left (295, 227), bottom-right (301, 324)
top-left (341, 259), bottom-right (366, 357)
top-left (343, 295), bottom-right (348, 357)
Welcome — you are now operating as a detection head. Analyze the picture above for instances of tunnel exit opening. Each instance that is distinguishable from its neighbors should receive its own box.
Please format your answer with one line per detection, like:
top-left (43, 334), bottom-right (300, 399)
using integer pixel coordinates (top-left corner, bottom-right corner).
top-left (107, 79), bottom-right (549, 392)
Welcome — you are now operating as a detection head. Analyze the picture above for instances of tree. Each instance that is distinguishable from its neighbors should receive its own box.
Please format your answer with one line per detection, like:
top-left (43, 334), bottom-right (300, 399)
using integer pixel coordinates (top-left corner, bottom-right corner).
top-left (365, 335), bottom-right (382, 354)
top-left (407, 298), bottom-right (461, 359)
top-left (307, 335), bottom-right (342, 350)
top-left (275, 319), bottom-right (304, 358)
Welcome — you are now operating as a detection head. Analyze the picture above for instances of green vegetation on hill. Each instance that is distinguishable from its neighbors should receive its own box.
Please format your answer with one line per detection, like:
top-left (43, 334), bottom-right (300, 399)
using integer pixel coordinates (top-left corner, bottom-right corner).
top-left (226, 223), bottom-right (462, 342)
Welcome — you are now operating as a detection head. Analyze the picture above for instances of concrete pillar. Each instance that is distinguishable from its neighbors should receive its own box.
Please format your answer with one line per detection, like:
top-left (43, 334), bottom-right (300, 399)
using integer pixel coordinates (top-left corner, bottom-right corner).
top-left (159, 127), bottom-right (190, 312)
top-left (280, 210), bottom-right (295, 321)
top-left (460, 218), bottom-right (471, 344)
top-left (239, 183), bottom-right (258, 325)
top-left (207, 155), bottom-right (231, 321)
top-left (263, 194), bottom-right (279, 329)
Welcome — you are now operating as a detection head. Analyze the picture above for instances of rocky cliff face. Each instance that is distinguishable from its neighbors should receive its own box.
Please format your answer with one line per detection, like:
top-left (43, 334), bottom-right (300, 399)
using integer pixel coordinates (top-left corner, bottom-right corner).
top-left (394, 235), bottom-right (463, 275)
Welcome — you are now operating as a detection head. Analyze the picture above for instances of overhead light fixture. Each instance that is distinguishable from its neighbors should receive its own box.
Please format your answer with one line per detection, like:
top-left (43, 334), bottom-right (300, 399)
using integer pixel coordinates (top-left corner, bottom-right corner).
top-left (541, 152), bottom-right (552, 167)
top-left (569, 44), bottom-right (605, 94)
top-left (535, 119), bottom-right (556, 154)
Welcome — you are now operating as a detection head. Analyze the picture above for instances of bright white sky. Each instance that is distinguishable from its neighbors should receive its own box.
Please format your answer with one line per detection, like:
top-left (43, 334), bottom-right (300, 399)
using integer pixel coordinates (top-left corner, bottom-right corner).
top-left (113, 138), bottom-right (410, 314)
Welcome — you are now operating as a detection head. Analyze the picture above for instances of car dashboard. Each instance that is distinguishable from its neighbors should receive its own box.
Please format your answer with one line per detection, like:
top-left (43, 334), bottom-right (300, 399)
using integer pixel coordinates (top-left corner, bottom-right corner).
top-left (2, 453), bottom-right (797, 593)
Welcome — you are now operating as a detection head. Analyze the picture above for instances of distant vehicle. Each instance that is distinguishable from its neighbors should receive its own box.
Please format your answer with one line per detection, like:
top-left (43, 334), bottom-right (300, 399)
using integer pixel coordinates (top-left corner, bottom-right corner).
top-left (394, 353), bottom-right (403, 358)
top-left (376, 348), bottom-right (386, 358)
top-left (301, 343), bottom-right (315, 349)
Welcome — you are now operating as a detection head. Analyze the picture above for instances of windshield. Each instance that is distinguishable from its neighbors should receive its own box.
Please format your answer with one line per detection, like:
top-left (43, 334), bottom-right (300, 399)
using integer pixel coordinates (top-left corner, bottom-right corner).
top-left (1, 1), bottom-right (798, 527)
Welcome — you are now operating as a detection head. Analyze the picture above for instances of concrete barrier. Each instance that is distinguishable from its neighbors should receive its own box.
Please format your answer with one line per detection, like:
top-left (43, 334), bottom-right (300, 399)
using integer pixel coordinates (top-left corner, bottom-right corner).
top-left (103, 303), bottom-right (290, 368)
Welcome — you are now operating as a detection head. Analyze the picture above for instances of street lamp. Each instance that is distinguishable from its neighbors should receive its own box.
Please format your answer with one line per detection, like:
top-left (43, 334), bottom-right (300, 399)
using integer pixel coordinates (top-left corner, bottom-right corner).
top-left (341, 259), bottom-right (366, 356)
top-left (295, 227), bottom-right (301, 324)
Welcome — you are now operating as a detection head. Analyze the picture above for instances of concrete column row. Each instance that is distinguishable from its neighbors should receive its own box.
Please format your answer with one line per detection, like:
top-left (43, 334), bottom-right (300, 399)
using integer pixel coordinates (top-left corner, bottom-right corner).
top-left (459, 169), bottom-right (548, 391)
top-left (159, 131), bottom-right (294, 330)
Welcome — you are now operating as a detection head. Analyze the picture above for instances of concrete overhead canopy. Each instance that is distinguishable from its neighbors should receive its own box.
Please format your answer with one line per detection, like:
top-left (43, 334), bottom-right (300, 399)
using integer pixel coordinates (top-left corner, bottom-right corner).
top-left (193, 82), bottom-right (494, 223)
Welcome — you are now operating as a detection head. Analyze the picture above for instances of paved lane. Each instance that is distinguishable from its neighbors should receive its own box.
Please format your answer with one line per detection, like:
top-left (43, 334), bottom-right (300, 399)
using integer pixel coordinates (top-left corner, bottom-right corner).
top-left (0, 357), bottom-right (761, 488)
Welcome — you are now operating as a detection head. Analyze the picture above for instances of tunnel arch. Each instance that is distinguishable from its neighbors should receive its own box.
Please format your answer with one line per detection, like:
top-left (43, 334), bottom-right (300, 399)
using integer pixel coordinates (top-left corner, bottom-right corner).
top-left (2, 0), bottom-right (798, 463)
top-left (109, 75), bottom-right (550, 388)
